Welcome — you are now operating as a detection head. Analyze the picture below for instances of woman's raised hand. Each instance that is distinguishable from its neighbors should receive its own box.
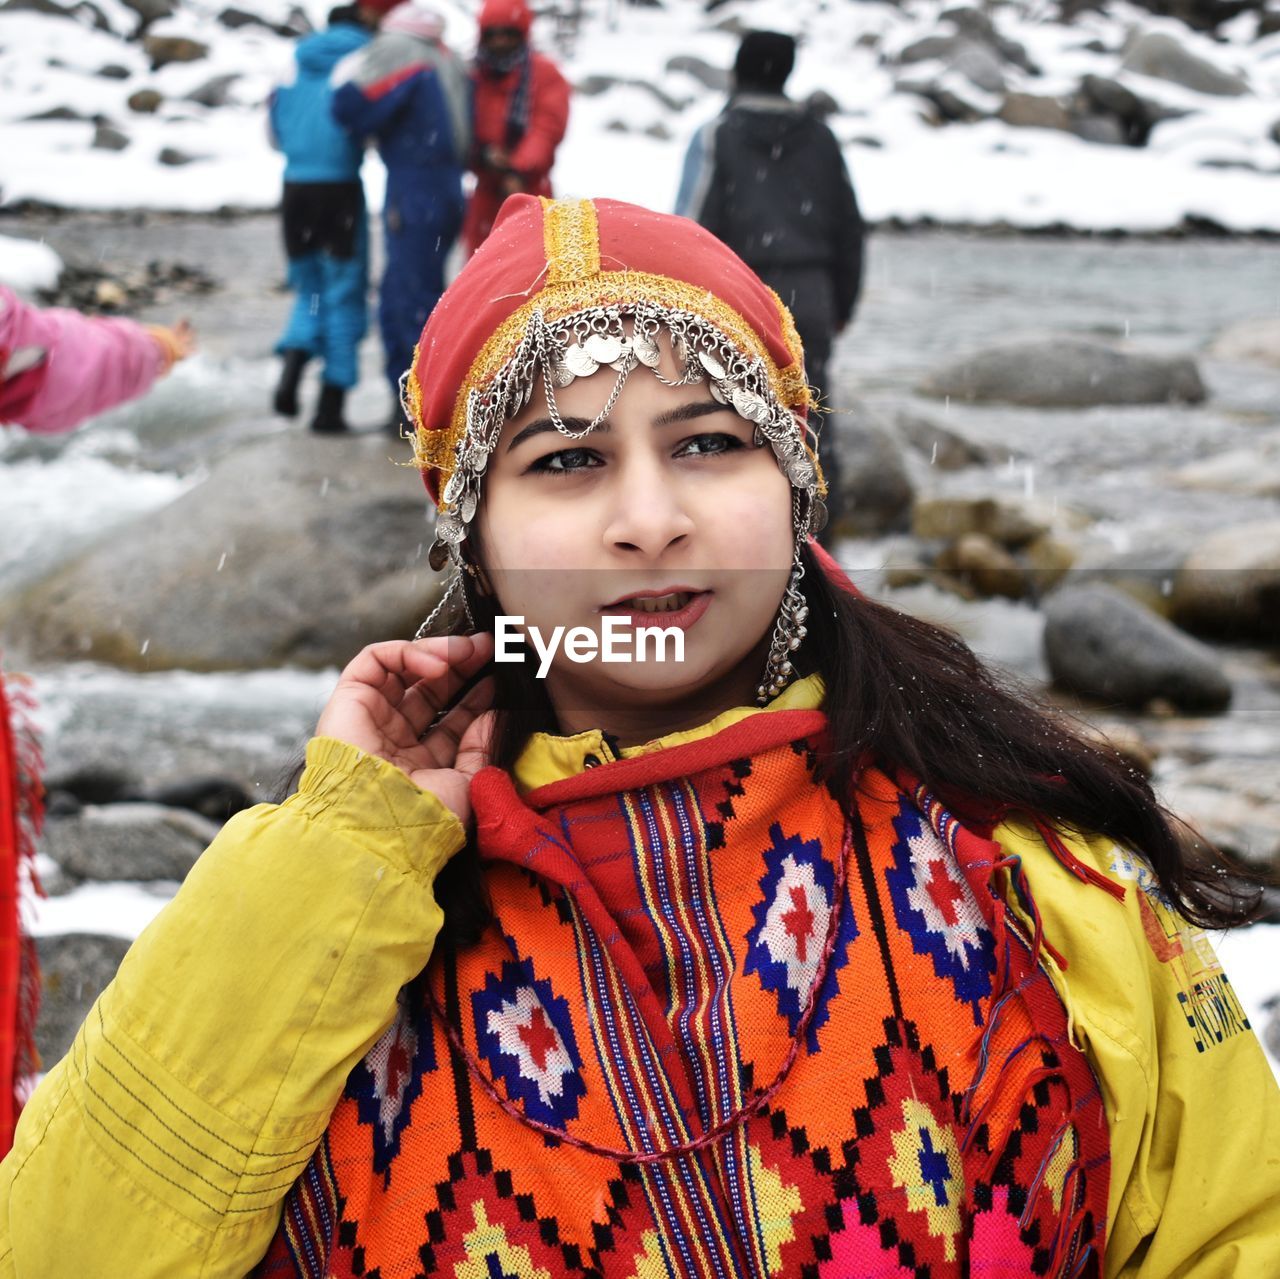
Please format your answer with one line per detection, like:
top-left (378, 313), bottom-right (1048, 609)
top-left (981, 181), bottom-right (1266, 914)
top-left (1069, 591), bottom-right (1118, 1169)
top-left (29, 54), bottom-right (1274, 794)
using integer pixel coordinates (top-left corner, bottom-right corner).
top-left (315, 633), bottom-right (496, 827)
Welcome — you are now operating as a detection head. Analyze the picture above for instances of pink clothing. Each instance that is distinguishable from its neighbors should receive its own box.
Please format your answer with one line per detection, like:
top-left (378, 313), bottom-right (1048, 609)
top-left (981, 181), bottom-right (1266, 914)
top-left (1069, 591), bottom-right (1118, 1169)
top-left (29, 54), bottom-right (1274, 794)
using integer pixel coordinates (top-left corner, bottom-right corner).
top-left (0, 285), bottom-right (167, 434)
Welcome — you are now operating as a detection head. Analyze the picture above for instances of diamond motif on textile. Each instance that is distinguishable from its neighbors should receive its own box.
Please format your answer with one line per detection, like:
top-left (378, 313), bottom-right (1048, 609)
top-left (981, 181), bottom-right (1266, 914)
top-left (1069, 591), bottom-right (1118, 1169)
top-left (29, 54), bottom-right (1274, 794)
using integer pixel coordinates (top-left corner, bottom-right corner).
top-left (471, 950), bottom-right (587, 1128)
top-left (455, 1200), bottom-right (554, 1279)
top-left (832, 1018), bottom-right (966, 1276)
top-left (347, 983), bottom-right (436, 1183)
top-left (745, 822), bottom-right (857, 1050)
top-left (885, 799), bottom-right (996, 1024)
top-left (745, 1142), bottom-right (804, 1275)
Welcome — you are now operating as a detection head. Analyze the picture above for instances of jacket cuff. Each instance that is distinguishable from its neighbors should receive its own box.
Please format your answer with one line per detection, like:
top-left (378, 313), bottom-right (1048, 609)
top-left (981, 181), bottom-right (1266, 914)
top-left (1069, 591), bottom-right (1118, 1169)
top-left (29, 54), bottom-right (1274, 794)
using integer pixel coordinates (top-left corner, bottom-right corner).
top-left (284, 736), bottom-right (467, 876)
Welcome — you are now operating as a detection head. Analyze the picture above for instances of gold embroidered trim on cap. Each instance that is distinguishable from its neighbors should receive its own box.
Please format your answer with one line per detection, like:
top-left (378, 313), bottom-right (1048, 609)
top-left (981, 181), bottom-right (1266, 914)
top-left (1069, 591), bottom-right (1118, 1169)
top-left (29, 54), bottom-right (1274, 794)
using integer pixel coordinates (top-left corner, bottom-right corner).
top-left (541, 197), bottom-right (601, 285)
top-left (414, 271), bottom-right (812, 497)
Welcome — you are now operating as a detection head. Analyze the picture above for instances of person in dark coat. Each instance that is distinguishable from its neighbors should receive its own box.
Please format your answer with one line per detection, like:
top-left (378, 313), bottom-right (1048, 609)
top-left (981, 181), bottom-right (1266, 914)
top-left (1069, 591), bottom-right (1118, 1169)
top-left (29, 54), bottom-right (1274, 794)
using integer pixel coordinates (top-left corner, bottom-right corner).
top-left (333, 3), bottom-right (470, 432)
top-left (269, 5), bottom-right (373, 434)
top-left (676, 30), bottom-right (864, 529)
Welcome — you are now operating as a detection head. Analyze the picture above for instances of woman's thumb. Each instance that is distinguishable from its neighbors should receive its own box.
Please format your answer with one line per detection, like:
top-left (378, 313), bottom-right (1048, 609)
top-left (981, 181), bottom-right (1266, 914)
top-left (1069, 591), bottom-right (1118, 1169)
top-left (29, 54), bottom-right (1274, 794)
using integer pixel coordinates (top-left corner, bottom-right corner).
top-left (454, 709), bottom-right (496, 779)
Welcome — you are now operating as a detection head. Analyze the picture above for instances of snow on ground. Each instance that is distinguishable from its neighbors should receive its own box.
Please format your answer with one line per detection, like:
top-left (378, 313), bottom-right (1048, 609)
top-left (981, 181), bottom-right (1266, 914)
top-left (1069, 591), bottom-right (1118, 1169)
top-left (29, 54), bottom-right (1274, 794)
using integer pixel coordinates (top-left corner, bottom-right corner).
top-left (2, 0), bottom-right (1280, 230)
top-left (0, 234), bottom-right (63, 292)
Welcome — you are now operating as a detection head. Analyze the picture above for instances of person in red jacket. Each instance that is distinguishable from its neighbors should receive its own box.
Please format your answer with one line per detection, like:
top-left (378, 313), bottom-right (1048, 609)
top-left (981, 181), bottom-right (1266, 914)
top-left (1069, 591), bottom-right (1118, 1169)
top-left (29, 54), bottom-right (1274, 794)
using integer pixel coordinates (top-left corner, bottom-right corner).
top-left (463, 0), bottom-right (570, 256)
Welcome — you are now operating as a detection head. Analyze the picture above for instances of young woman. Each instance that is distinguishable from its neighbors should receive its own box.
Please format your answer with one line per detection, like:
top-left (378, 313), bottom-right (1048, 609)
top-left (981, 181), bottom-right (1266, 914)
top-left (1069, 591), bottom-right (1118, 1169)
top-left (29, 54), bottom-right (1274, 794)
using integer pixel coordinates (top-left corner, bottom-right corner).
top-left (1, 197), bottom-right (1276, 1278)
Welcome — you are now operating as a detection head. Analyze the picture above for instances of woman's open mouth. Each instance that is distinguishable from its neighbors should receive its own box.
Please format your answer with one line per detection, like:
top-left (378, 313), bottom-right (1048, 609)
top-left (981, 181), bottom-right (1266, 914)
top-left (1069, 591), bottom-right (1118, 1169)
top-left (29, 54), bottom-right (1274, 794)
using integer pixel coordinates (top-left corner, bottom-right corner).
top-left (601, 588), bottom-right (712, 631)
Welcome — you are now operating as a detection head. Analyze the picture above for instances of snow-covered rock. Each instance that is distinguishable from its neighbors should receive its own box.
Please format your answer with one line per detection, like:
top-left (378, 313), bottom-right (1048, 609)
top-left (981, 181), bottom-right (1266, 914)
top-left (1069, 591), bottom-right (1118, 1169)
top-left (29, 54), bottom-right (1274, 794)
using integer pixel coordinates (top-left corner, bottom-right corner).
top-left (1, 0), bottom-right (1279, 230)
top-left (0, 232), bottom-right (63, 291)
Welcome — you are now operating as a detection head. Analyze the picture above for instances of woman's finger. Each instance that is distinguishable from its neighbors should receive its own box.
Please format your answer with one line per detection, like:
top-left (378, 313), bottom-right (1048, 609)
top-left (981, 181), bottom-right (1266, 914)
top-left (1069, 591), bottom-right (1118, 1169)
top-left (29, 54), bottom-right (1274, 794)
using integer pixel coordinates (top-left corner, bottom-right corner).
top-left (454, 708), bottom-right (497, 779)
top-left (416, 678), bottom-right (495, 770)
top-left (396, 635), bottom-right (494, 723)
top-left (339, 634), bottom-right (490, 708)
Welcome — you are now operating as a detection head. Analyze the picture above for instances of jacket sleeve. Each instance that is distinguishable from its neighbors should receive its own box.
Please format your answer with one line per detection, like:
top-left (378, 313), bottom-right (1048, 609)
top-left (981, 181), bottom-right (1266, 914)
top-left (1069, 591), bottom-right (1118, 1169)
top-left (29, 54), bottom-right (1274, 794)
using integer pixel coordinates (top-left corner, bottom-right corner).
top-left (0, 738), bottom-right (465, 1277)
top-left (996, 819), bottom-right (1280, 1278)
top-left (507, 59), bottom-right (570, 181)
top-left (331, 76), bottom-right (413, 140)
top-left (674, 121), bottom-right (714, 222)
top-left (821, 123), bottom-right (863, 328)
top-left (0, 288), bottom-right (167, 435)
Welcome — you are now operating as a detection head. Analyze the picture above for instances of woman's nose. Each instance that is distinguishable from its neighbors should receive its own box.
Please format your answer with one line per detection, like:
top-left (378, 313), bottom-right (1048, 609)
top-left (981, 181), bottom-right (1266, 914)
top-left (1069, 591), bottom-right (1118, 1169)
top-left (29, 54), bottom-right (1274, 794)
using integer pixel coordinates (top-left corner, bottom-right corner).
top-left (602, 457), bottom-right (695, 558)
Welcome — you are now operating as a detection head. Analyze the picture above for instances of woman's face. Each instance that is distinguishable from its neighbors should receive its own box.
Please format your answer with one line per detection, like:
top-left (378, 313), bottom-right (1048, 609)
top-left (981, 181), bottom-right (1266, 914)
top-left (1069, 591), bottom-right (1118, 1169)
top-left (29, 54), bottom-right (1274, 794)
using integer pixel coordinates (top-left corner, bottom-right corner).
top-left (473, 332), bottom-right (795, 734)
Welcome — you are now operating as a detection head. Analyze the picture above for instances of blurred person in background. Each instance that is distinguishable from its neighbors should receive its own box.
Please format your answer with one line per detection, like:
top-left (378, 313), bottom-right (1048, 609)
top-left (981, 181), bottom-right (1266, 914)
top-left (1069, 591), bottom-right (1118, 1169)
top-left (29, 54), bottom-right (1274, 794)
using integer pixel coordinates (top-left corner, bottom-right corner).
top-left (0, 283), bottom-right (194, 1157)
top-left (677, 30), bottom-right (864, 532)
top-left (268, 5), bottom-right (374, 435)
top-left (464, 0), bottom-right (570, 256)
top-left (334, 3), bottom-right (470, 434)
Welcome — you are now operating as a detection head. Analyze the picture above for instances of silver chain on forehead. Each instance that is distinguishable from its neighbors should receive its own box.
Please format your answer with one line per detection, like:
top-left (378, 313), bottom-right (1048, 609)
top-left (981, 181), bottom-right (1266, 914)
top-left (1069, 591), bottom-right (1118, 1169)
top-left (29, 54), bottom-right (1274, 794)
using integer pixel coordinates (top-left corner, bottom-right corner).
top-left (417, 305), bottom-right (827, 703)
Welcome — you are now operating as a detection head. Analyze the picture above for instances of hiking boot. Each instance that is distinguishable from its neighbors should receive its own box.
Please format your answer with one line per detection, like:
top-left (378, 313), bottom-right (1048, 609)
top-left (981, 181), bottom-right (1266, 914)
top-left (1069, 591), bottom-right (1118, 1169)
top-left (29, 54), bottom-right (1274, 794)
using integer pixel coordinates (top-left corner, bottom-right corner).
top-left (273, 348), bottom-right (310, 417)
top-left (310, 383), bottom-right (349, 434)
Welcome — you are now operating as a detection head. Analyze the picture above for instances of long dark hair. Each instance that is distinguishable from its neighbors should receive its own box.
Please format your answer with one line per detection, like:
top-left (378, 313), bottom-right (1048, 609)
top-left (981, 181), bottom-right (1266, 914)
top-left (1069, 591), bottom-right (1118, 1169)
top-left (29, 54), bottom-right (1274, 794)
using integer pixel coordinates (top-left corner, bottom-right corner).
top-left (431, 539), bottom-right (1262, 945)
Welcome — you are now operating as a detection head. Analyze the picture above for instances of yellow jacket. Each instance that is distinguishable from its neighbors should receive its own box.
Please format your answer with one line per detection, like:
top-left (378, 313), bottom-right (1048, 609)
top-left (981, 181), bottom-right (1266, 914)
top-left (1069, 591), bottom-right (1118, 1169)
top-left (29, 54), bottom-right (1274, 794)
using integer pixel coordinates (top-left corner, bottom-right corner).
top-left (3, 715), bottom-right (1279, 1275)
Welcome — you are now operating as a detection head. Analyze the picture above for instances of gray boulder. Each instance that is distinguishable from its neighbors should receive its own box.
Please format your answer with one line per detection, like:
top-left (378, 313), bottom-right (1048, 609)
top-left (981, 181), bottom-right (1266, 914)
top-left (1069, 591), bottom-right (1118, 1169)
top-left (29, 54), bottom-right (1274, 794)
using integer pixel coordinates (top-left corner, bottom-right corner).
top-left (1121, 31), bottom-right (1249, 97)
top-left (1077, 73), bottom-right (1189, 146)
top-left (1071, 115), bottom-right (1128, 146)
top-left (184, 73), bottom-right (239, 108)
top-left (825, 409), bottom-right (915, 535)
top-left (949, 42), bottom-right (1007, 94)
top-left (1209, 316), bottom-right (1280, 368)
top-left (216, 4), bottom-right (310, 36)
top-left (898, 76), bottom-right (990, 124)
top-left (0, 433), bottom-right (444, 671)
top-left (35, 934), bottom-right (130, 1065)
top-left (999, 92), bottom-right (1072, 132)
top-left (919, 338), bottom-right (1206, 406)
top-left (1172, 519), bottom-right (1280, 641)
top-left (119, 0), bottom-right (173, 25)
top-left (895, 410), bottom-right (995, 469)
top-left (91, 122), bottom-right (130, 150)
top-left (42, 803), bottom-right (218, 882)
top-left (158, 146), bottom-right (201, 166)
top-left (1044, 583), bottom-right (1232, 712)
top-left (664, 55), bottom-right (730, 94)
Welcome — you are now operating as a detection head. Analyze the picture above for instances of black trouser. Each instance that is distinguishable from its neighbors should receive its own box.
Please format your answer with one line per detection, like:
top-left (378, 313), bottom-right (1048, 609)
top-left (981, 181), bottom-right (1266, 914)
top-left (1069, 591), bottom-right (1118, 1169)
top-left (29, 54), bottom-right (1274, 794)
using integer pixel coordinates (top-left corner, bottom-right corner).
top-left (281, 180), bottom-right (364, 260)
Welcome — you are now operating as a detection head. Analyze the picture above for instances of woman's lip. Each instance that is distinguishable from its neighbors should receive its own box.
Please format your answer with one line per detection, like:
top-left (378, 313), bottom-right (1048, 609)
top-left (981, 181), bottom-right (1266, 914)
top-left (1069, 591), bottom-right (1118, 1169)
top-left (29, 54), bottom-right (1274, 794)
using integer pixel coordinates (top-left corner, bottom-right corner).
top-left (602, 585), bottom-right (704, 609)
top-left (599, 590), bottom-right (712, 632)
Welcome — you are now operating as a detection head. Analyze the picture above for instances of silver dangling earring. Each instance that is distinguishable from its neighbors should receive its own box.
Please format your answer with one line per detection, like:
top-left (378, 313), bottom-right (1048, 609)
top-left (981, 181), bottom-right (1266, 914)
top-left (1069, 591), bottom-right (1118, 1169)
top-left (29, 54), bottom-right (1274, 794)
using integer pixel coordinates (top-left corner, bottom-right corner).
top-left (413, 562), bottom-right (476, 640)
top-left (756, 549), bottom-right (809, 705)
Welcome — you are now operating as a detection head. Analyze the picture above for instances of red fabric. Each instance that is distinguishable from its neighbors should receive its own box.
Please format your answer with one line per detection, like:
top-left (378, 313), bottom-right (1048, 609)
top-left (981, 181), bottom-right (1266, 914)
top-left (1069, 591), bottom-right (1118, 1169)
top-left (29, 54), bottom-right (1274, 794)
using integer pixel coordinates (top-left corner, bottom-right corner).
top-left (413, 195), bottom-right (808, 502)
top-left (0, 670), bottom-right (43, 1157)
top-left (477, 0), bottom-right (532, 34)
top-left (464, 52), bottom-right (570, 255)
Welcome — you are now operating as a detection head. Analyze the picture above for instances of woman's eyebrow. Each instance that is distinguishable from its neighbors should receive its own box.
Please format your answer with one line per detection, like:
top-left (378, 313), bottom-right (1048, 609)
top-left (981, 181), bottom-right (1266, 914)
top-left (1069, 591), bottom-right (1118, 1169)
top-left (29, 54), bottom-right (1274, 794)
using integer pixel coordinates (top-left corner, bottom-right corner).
top-left (653, 401), bottom-right (733, 427)
top-left (506, 400), bottom-right (730, 451)
top-left (506, 416), bottom-right (599, 451)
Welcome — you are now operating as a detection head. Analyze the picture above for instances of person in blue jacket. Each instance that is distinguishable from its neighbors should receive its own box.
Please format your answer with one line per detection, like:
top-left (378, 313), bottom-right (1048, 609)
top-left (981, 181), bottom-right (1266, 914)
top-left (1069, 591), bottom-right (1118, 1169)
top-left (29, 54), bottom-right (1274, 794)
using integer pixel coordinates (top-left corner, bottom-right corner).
top-left (269, 5), bottom-right (373, 434)
top-left (332, 3), bottom-right (470, 433)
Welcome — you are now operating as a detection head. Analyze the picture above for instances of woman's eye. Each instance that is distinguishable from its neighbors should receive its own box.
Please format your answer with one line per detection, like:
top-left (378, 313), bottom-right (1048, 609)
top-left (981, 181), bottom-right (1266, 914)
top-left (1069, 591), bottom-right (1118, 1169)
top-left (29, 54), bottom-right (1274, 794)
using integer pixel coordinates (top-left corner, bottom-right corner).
top-left (677, 433), bottom-right (746, 457)
top-left (529, 447), bottom-right (602, 473)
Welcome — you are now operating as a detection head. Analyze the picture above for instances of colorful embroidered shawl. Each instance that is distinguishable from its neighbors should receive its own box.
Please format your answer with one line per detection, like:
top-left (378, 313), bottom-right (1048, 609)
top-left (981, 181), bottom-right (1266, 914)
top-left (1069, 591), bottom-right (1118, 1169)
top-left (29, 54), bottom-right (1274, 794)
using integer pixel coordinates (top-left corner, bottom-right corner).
top-left (256, 709), bottom-right (1109, 1277)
